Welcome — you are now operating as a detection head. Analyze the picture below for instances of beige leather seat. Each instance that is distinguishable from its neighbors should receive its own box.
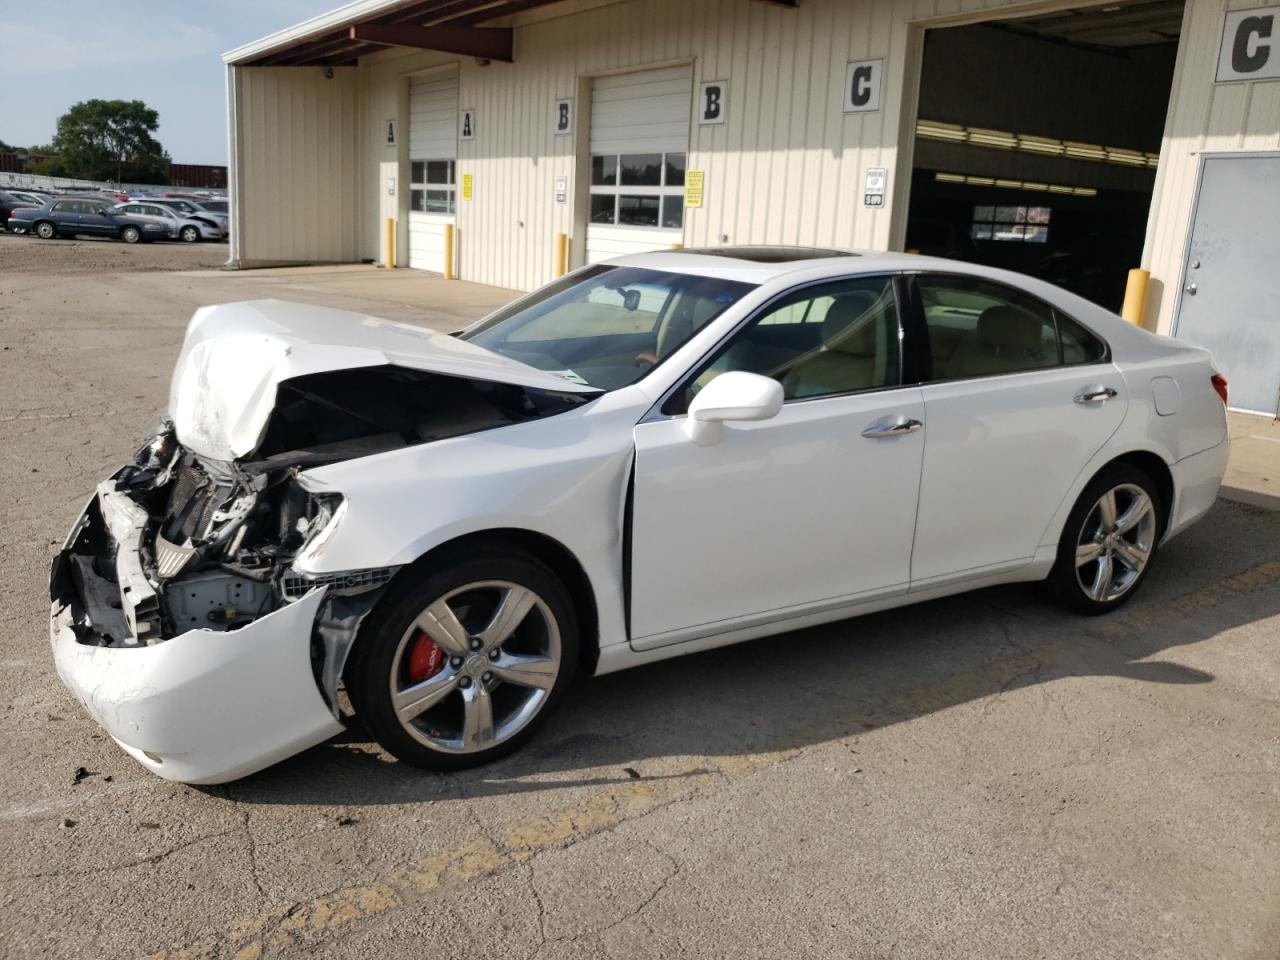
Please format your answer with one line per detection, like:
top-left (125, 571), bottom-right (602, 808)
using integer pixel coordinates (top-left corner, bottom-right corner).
top-left (782, 293), bottom-right (880, 399)
top-left (944, 305), bottom-right (1051, 379)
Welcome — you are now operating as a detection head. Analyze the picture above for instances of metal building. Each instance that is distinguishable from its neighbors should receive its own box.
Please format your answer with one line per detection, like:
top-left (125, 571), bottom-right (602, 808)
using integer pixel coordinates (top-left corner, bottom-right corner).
top-left (223, 0), bottom-right (1280, 415)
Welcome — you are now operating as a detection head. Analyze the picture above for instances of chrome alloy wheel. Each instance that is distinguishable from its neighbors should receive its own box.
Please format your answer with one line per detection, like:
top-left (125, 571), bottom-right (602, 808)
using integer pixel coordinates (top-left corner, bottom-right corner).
top-left (1074, 483), bottom-right (1157, 603)
top-left (389, 581), bottom-right (561, 755)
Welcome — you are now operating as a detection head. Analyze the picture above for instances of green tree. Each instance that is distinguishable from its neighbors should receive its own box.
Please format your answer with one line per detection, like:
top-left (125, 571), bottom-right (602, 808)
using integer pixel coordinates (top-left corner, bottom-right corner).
top-left (49, 99), bottom-right (170, 184)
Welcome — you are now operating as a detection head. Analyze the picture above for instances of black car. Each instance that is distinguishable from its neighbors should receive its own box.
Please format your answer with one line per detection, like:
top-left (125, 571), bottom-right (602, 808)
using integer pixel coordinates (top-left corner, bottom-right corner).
top-left (0, 190), bottom-right (42, 233)
top-left (6, 197), bottom-right (167, 243)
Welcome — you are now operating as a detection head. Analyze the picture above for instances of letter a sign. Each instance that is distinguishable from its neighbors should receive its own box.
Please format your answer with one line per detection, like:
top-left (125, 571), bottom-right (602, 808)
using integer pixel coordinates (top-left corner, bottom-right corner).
top-left (460, 108), bottom-right (476, 140)
top-left (699, 81), bottom-right (727, 125)
top-left (843, 59), bottom-right (883, 113)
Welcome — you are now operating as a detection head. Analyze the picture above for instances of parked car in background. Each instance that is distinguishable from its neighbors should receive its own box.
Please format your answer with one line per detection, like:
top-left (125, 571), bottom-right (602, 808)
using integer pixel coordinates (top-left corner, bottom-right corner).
top-left (8, 198), bottom-right (168, 243)
top-left (112, 202), bottom-right (213, 242)
top-left (49, 247), bottom-right (1229, 783)
top-left (148, 198), bottom-right (228, 239)
top-left (0, 190), bottom-right (41, 232)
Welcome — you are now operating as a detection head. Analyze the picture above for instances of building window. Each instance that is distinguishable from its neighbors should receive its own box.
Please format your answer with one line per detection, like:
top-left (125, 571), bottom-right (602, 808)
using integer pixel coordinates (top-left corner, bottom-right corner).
top-left (971, 205), bottom-right (1050, 243)
top-left (590, 152), bottom-right (685, 228)
top-left (411, 159), bottom-right (455, 214)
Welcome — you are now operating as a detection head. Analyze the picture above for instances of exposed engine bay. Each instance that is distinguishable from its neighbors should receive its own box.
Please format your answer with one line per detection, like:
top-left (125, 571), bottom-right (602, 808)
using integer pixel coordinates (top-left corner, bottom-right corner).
top-left (50, 365), bottom-right (592, 654)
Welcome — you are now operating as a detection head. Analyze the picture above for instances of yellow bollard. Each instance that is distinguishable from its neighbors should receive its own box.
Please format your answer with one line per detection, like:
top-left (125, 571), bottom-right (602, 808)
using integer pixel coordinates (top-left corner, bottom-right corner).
top-left (671, 243), bottom-right (684, 250)
top-left (443, 223), bottom-right (455, 280)
top-left (554, 233), bottom-right (567, 278)
top-left (384, 217), bottom-right (395, 268)
top-left (1120, 268), bottom-right (1150, 326)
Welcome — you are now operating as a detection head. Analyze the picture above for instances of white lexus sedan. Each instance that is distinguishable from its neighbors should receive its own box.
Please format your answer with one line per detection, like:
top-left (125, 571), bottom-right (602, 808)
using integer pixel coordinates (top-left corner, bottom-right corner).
top-left (50, 247), bottom-right (1229, 783)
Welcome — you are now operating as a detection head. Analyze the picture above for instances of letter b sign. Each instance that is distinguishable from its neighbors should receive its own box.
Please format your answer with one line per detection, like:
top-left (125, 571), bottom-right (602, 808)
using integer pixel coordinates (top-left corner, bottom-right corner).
top-left (699, 81), bottom-right (726, 125)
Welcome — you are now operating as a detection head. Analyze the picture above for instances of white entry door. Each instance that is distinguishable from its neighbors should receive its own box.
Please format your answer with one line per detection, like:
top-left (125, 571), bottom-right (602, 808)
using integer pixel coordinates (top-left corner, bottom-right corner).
top-left (586, 65), bottom-right (691, 263)
top-left (408, 69), bottom-right (458, 274)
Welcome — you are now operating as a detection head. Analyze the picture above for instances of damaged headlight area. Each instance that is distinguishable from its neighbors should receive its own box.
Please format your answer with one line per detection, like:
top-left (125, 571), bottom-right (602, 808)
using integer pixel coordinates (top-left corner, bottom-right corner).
top-left (49, 418), bottom-right (396, 652)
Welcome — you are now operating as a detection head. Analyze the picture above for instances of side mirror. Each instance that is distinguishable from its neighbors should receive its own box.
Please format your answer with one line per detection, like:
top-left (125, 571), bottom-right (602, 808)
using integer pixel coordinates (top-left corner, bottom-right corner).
top-left (684, 371), bottom-right (784, 446)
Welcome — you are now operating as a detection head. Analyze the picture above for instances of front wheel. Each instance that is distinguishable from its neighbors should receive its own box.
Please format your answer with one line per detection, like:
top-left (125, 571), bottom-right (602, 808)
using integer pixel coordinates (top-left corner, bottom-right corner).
top-left (179, 225), bottom-right (200, 242)
top-left (120, 225), bottom-right (141, 244)
top-left (345, 546), bottom-right (579, 770)
top-left (1048, 463), bottom-right (1163, 614)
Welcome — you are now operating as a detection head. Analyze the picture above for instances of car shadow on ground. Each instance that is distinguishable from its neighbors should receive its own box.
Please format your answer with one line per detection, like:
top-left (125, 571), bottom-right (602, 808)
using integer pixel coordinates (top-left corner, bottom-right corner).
top-left (215, 499), bottom-right (1280, 806)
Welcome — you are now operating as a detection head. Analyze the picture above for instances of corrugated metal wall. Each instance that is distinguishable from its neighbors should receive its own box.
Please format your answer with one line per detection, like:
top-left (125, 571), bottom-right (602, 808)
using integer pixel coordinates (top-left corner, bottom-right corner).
top-left (232, 0), bottom-right (1279, 332)
top-left (234, 67), bottom-right (358, 264)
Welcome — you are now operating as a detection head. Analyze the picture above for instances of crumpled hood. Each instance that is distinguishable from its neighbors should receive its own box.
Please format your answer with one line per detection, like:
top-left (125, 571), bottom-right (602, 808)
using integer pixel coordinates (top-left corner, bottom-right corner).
top-left (168, 299), bottom-right (593, 462)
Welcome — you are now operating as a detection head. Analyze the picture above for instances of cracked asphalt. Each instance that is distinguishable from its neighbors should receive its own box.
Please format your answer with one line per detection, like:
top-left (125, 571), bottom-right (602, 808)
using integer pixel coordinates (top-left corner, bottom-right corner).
top-left (1, 234), bottom-right (1277, 959)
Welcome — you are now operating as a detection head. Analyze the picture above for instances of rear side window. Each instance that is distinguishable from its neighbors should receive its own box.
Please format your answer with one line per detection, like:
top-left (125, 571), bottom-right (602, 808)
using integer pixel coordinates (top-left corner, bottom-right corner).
top-left (916, 274), bottom-right (1106, 381)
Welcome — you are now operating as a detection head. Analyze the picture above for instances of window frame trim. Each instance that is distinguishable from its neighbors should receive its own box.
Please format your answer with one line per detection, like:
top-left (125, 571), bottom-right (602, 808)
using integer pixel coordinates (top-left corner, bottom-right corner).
top-left (649, 272), bottom-right (912, 420)
top-left (900, 271), bottom-right (1112, 387)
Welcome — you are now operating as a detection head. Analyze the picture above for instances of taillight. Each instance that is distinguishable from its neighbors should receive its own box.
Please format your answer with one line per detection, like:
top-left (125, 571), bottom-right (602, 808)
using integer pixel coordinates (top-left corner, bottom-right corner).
top-left (1211, 373), bottom-right (1228, 407)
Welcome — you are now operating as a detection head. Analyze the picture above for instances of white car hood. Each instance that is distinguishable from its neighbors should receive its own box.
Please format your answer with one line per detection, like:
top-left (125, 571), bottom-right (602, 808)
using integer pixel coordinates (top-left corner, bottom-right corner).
top-left (168, 299), bottom-right (594, 462)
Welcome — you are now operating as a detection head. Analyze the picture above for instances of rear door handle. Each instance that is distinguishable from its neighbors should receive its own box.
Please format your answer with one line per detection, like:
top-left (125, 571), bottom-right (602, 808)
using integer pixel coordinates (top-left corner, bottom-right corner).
top-left (1073, 387), bottom-right (1118, 404)
top-left (861, 418), bottom-right (923, 438)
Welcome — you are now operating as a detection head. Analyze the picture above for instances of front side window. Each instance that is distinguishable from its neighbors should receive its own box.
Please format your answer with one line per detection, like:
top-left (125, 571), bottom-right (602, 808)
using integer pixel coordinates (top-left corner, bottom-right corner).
top-left (918, 274), bottom-right (1106, 381)
top-left (411, 159), bottom-right (455, 214)
top-left (52, 201), bottom-right (74, 213)
top-left (668, 275), bottom-right (901, 413)
top-left (589, 151), bottom-right (685, 228)
top-left (462, 265), bottom-right (752, 391)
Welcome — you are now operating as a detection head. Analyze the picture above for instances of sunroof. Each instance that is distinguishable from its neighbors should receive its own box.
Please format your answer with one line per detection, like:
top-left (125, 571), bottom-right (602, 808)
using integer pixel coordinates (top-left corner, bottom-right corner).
top-left (672, 246), bottom-right (856, 263)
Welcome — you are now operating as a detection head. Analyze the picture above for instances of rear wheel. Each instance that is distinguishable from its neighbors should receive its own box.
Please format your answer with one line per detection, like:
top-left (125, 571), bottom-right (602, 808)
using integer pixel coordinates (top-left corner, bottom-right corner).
top-left (120, 225), bottom-right (141, 244)
top-left (345, 546), bottom-right (579, 770)
top-left (34, 221), bottom-right (57, 240)
top-left (1048, 463), bottom-right (1163, 614)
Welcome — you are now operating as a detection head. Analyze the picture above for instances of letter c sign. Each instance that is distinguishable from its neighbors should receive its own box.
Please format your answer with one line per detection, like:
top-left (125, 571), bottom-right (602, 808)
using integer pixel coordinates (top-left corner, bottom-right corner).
top-left (843, 59), bottom-right (883, 113)
top-left (1216, 7), bottom-right (1279, 82)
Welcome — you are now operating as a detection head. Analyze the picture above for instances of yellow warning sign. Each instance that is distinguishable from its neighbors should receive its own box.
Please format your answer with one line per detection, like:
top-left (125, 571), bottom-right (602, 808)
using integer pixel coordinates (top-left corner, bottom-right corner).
top-left (685, 170), bottom-right (704, 208)
top-left (462, 173), bottom-right (473, 201)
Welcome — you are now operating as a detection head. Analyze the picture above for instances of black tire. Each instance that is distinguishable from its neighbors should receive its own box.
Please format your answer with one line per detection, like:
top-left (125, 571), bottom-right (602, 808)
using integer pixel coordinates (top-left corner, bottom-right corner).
top-left (120, 225), bottom-right (141, 244)
top-left (1047, 462), bottom-right (1164, 615)
top-left (180, 225), bottom-right (200, 243)
top-left (34, 221), bottom-right (57, 240)
top-left (345, 544), bottom-right (579, 771)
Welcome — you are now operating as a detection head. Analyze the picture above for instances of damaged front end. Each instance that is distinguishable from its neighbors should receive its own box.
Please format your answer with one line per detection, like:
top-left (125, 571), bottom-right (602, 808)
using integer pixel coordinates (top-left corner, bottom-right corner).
top-left (48, 299), bottom-right (600, 783)
top-left (52, 419), bottom-right (385, 649)
top-left (47, 419), bottom-right (395, 783)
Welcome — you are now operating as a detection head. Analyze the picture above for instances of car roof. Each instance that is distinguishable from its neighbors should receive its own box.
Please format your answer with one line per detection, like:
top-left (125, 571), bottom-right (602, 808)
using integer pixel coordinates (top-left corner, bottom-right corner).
top-left (603, 246), bottom-right (940, 284)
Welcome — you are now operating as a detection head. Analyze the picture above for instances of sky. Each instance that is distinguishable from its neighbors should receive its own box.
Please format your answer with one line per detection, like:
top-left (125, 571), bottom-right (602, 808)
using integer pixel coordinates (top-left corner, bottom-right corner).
top-left (0, 1), bottom-right (329, 165)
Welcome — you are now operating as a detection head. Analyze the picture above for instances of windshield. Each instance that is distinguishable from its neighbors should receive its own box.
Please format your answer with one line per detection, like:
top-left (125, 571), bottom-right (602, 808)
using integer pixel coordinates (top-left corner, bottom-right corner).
top-left (201, 200), bottom-right (227, 213)
top-left (461, 266), bottom-right (754, 391)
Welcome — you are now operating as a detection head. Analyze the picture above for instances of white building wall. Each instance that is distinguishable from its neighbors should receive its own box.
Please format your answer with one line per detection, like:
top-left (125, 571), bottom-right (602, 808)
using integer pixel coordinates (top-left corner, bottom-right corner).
top-left (1142, 0), bottom-right (1280, 332)
top-left (231, 0), bottom-right (1280, 334)
top-left (231, 66), bottom-right (359, 264)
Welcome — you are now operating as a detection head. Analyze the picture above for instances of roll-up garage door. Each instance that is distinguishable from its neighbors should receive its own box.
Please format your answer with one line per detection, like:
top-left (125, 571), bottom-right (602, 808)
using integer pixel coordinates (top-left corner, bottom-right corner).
top-left (587, 65), bottom-right (691, 263)
top-left (408, 69), bottom-right (458, 274)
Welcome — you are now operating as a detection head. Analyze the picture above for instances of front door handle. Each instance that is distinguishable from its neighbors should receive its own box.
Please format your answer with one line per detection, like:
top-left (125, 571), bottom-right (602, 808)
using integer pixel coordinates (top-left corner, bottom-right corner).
top-left (1073, 387), bottom-right (1118, 404)
top-left (861, 418), bottom-right (923, 438)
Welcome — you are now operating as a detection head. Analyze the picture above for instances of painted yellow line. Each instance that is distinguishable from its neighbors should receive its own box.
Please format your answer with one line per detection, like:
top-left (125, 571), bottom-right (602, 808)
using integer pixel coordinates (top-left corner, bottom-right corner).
top-left (1096, 560), bottom-right (1280, 635)
top-left (146, 752), bottom-right (792, 959)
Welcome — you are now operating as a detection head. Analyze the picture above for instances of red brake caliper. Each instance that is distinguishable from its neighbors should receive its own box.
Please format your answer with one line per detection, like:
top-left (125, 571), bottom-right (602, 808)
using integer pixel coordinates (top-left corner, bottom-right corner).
top-left (406, 630), bottom-right (447, 684)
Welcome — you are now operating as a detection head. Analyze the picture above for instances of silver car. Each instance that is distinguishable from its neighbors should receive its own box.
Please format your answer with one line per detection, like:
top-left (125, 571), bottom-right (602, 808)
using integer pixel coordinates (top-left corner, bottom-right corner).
top-left (113, 203), bottom-right (217, 243)
top-left (147, 199), bottom-right (229, 239)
